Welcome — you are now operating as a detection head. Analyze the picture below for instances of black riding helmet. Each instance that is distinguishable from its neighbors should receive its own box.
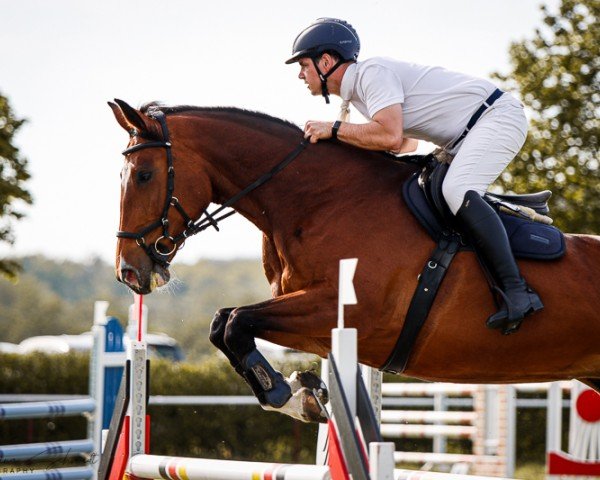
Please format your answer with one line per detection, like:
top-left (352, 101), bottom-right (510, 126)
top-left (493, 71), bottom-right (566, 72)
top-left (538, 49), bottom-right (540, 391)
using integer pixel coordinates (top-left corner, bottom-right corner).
top-left (285, 18), bottom-right (360, 103)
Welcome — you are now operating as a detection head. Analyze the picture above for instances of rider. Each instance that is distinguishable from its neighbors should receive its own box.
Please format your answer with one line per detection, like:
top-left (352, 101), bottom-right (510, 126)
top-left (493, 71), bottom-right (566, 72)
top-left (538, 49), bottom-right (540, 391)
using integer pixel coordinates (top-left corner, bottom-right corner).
top-left (285, 17), bottom-right (543, 331)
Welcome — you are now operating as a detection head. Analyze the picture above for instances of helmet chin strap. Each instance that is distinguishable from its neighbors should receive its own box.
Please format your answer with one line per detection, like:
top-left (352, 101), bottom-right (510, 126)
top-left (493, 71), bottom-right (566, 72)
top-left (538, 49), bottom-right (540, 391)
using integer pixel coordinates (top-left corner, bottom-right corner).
top-left (312, 58), bottom-right (345, 104)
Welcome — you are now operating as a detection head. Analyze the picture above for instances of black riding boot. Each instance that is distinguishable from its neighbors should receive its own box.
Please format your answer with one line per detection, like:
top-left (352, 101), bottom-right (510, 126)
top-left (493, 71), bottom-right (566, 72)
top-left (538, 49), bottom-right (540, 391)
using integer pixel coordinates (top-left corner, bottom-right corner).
top-left (456, 191), bottom-right (544, 332)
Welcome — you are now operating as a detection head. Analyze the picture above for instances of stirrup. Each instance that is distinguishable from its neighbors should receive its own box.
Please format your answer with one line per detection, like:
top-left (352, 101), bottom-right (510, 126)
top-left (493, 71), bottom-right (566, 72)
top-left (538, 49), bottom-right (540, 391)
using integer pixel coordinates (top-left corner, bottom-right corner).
top-left (486, 286), bottom-right (543, 335)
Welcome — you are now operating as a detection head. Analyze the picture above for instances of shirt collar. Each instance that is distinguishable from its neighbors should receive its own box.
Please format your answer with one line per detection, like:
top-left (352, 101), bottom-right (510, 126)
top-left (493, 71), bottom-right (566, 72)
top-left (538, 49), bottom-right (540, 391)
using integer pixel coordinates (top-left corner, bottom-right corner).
top-left (340, 62), bottom-right (358, 102)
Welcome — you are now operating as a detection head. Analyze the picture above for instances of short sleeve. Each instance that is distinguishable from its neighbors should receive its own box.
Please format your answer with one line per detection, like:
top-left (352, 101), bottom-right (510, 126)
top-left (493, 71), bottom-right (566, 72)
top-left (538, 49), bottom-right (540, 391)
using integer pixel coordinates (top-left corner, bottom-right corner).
top-left (357, 65), bottom-right (405, 118)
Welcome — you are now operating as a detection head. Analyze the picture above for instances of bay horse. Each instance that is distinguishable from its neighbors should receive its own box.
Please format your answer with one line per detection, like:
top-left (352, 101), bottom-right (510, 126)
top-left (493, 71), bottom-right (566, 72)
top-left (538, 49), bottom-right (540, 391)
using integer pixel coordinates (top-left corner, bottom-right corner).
top-left (109, 99), bottom-right (600, 423)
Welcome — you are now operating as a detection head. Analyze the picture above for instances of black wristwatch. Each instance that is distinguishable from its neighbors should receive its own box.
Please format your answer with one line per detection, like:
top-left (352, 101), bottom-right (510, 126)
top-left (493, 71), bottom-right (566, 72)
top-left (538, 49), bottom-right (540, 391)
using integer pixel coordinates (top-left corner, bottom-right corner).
top-left (331, 120), bottom-right (342, 140)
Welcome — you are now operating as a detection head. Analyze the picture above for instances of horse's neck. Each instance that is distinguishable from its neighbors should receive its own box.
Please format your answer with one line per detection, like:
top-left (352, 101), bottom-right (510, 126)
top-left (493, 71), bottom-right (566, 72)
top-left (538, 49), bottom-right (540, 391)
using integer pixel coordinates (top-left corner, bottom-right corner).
top-left (184, 114), bottom-right (413, 238)
top-left (196, 124), bottom-right (308, 234)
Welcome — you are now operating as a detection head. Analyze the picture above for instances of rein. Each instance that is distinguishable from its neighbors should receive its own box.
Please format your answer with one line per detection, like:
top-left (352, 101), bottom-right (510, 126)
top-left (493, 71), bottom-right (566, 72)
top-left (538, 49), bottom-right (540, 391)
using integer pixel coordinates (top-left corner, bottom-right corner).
top-left (117, 111), bottom-right (308, 268)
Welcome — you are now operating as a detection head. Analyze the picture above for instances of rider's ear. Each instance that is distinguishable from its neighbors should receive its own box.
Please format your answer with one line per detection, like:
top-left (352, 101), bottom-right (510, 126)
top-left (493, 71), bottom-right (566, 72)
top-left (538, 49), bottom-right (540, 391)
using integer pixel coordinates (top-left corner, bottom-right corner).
top-left (108, 99), bottom-right (152, 136)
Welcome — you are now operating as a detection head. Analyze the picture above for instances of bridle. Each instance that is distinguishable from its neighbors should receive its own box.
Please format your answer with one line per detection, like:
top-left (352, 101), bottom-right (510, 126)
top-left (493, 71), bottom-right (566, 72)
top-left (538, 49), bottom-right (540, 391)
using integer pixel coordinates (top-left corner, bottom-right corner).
top-left (117, 110), bottom-right (308, 268)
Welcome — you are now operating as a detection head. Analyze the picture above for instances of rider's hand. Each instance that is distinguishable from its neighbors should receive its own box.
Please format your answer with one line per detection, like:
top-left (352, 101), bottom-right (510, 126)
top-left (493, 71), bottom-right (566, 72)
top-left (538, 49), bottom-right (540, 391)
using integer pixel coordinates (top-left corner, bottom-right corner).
top-left (304, 121), bottom-right (334, 144)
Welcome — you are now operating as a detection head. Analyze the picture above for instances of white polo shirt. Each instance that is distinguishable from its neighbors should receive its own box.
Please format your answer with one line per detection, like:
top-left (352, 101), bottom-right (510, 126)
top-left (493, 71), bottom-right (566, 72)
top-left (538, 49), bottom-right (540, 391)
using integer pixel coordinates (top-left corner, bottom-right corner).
top-left (339, 57), bottom-right (498, 148)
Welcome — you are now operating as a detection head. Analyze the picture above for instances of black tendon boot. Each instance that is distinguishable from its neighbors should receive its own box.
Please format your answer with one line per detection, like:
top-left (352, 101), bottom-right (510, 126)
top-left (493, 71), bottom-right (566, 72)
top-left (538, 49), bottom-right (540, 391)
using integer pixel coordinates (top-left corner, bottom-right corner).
top-left (241, 349), bottom-right (292, 408)
top-left (456, 191), bottom-right (544, 333)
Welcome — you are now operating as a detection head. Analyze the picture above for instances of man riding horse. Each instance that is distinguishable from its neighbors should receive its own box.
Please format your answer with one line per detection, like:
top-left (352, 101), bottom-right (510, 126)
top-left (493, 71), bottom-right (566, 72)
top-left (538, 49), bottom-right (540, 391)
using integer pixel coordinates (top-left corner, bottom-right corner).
top-left (286, 17), bottom-right (543, 332)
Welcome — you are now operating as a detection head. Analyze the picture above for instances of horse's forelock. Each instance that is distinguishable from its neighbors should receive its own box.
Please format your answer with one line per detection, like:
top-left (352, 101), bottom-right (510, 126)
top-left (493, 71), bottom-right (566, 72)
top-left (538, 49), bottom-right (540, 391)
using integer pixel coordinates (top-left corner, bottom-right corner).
top-left (136, 101), bottom-right (165, 140)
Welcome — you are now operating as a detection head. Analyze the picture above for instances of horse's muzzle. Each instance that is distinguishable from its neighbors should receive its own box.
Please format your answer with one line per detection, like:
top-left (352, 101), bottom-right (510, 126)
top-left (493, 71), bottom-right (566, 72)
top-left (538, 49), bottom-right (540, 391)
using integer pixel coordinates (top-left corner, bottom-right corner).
top-left (117, 258), bottom-right (170, 294)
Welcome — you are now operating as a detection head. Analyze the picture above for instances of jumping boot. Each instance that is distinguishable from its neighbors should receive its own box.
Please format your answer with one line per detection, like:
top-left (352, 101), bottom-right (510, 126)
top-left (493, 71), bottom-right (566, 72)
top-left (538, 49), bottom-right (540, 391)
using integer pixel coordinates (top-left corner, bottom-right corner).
top-left (456, 190), bottom-right (544, 333)
top-left (240, 349), bottom-right (292, 408)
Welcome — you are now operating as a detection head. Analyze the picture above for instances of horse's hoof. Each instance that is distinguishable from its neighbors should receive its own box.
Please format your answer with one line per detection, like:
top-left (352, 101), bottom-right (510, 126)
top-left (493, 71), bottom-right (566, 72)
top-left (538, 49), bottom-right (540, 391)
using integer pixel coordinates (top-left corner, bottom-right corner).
top-left (299, 387), bottom-right (328, 423)
top-left (289, 370), bottom-right (329, 404)
top-left (260, 384), bottom-right (328, 423)
top-left (260, 370), bottom-right (329, 423)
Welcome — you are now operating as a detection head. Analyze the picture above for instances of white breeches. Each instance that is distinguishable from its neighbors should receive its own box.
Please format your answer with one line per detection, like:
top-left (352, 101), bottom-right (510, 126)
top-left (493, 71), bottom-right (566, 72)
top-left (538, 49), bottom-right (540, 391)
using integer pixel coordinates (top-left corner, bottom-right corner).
top-left (442, 94), bottom-right (528, 214)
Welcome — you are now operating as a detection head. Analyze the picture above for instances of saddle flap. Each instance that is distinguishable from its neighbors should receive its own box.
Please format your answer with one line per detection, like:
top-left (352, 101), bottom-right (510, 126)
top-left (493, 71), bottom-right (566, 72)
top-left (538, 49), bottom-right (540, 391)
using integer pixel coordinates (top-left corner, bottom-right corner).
top-left (404, 172), bottom-right (447, 241)
top-left (500, 212), bottom-right (566, 260)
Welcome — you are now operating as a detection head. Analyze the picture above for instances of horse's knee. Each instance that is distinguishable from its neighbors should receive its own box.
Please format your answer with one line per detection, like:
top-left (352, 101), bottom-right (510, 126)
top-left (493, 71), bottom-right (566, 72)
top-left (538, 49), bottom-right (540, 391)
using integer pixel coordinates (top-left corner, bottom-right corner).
top-left (209, 307), bottom-right (235, 348)
top-left (223, 309), bottom-right (255, 358)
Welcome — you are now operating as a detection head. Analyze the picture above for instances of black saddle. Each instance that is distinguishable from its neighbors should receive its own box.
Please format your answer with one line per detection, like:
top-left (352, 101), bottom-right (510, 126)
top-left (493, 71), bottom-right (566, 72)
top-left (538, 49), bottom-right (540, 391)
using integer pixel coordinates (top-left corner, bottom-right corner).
top-left (404, 159), bottom-right (566, 260)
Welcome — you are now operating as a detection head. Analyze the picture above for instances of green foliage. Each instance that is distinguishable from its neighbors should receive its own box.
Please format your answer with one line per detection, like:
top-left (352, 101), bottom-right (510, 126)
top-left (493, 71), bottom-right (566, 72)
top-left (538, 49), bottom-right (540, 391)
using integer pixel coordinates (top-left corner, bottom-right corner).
top-left (0, 92), bottom-right (32, 279)
top-left (0, 352), bottom-right (90, 462)
top-left (492, 0), bottom-right (599, 234)
top-left (0, 255), bottom-right (271, 361)
top-left (0, 353), bottom-right (318, 465)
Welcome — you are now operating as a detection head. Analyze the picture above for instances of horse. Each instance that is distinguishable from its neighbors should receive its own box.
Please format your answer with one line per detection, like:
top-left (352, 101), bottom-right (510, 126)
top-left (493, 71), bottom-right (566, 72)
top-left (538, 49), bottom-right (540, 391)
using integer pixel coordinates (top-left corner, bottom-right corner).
top-left (109, 99), bottom-right (600, 423)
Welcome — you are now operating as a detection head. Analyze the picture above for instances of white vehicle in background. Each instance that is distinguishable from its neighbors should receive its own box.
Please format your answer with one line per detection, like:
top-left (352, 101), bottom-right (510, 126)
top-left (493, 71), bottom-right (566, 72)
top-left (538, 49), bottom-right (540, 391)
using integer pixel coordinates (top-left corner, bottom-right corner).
top-left (0, 342), bottom-right (21, 354)
top-left (18, 331), bottom-right (184, 361)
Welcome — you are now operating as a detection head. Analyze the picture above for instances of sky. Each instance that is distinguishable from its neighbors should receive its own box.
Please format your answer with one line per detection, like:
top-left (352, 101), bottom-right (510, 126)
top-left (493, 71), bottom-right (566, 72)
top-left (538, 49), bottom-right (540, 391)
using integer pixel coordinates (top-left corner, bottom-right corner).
top-left (0, 0), bottom-right (558, 265)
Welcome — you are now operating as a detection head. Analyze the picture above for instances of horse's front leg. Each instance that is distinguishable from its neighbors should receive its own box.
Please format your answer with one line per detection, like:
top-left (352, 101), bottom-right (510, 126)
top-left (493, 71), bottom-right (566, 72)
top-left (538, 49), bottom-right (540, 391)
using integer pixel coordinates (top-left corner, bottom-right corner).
top-left (209, 307), bottom-right (270, 405)
top-left (223, 290), bottom-right (335, 423)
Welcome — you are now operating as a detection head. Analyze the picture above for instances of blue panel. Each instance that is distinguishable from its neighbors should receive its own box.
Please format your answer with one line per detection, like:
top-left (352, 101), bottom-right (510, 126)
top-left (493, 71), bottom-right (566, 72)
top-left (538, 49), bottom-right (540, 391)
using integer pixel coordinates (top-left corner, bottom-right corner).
top-left (102, 317), bottom-right (125, 429)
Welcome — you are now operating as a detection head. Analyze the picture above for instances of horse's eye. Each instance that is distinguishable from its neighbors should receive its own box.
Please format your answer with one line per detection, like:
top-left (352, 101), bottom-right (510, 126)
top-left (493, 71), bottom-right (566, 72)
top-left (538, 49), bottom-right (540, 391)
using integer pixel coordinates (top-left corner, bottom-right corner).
top-left (137, 171), bottom-right (153, 184)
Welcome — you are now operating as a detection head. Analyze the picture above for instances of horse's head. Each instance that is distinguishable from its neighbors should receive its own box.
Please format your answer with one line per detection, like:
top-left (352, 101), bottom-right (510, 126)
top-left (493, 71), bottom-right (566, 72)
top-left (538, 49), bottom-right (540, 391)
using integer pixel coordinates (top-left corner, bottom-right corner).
top-left (108, 99), bottom-right (212, 294)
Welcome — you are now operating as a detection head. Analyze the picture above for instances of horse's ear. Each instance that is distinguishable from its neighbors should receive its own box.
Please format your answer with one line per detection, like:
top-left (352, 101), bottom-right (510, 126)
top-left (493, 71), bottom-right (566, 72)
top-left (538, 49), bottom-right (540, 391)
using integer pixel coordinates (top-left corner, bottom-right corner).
top-left (108, 99), bottom-right (150, 136)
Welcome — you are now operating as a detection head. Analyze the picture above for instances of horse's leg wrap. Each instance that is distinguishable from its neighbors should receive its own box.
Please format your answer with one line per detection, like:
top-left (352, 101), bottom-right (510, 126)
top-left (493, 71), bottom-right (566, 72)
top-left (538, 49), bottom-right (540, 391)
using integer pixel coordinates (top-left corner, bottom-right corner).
top-left (209, 308), bottom-right (268, 403)
top-left (241, 349), bottom-right (292, 408)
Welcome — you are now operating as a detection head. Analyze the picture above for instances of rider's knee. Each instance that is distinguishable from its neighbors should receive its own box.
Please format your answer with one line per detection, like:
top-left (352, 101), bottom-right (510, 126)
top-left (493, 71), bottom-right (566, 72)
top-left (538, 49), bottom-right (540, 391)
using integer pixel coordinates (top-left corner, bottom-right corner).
top-left (441, 180), bottom-right (467, 215)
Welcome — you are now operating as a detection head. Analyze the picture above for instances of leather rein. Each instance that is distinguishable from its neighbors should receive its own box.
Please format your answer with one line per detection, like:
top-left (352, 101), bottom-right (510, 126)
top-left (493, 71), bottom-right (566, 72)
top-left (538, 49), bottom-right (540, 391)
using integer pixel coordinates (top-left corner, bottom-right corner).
top-left (117, 110), bottom-right (308, 269)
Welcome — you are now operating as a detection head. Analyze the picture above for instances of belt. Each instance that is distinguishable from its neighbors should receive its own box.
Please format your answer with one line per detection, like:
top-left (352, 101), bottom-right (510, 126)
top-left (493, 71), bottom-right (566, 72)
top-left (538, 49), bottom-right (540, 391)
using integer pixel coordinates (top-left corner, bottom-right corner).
top-left (450, 88), bottom-right (504, 149)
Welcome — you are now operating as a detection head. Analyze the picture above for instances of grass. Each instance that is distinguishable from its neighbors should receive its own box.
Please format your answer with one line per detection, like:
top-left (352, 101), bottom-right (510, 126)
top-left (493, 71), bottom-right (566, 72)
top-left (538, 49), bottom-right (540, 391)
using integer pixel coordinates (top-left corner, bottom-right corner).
top-left (514, 463), bottom-right (546, 479)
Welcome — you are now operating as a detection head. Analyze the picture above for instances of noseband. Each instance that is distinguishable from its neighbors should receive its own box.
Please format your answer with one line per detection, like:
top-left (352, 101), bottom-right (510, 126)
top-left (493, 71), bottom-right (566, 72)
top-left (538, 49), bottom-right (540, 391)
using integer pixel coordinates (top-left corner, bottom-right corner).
top-left (117, 110), bottom-right (308, 268)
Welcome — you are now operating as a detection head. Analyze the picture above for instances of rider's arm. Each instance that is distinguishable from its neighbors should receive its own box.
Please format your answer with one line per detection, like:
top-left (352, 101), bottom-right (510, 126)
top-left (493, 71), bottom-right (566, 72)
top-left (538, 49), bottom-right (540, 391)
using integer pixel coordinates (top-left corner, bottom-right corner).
top-left (304, 104), bottom-right (418, 153)
top-left (337, 104), bottom-right (408, 152)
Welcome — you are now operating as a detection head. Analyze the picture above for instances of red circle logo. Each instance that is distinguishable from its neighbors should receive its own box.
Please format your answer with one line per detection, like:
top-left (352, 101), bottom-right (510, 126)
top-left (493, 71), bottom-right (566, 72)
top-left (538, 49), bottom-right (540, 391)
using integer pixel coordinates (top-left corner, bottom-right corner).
top-left (576, 389), bottom-right (600, 423)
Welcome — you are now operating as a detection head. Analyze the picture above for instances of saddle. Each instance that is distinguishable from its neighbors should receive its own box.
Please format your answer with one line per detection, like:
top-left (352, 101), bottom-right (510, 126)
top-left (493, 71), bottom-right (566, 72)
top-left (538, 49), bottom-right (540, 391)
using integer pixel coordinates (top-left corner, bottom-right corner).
top-left (380, 155), bottom-right (565, 375)
top-left (404, 156), bottom-right (566, 260)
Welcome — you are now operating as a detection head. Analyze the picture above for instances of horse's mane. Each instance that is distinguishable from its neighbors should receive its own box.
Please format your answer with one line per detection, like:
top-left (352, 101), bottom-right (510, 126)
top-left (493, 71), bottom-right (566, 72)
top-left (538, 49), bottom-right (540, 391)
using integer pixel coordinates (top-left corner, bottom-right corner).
top-left (141, 102), bottom-right (302, 134)
top-left (140, 102), bottom-right (419, 164)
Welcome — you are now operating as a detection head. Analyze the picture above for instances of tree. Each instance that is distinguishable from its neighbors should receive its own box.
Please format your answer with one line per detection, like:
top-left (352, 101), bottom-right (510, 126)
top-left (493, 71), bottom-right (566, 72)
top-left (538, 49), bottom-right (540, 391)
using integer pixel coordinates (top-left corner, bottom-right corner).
top-left (0, 92), bottom-right (32, 279)
top-left (493, 0), bottom-right (599, 234)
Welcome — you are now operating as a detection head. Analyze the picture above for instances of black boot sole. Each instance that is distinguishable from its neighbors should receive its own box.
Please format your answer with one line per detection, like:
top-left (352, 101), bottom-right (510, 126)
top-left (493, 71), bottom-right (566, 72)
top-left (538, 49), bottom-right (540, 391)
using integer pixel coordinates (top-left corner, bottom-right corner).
top-left (486, 294), bottom-right (544, 331)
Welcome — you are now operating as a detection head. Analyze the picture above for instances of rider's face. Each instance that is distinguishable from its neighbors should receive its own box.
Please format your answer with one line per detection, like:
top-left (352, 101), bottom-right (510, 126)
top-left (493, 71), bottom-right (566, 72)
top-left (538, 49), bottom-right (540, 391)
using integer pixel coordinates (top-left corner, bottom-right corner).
top-left (298, 58), bottom-right (322, 96)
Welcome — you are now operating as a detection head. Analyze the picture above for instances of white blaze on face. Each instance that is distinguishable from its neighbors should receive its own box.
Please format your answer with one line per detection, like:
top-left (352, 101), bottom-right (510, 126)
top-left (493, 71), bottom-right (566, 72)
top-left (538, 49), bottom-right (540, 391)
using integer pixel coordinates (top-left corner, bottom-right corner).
top-left (121, 162), bottom-right (132, 189)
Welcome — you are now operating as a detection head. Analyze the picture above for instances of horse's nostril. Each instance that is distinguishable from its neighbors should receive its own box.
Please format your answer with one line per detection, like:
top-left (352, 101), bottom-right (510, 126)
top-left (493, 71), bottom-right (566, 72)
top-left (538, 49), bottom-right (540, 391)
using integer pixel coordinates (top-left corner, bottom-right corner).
top-left (121, 268), bottom-right (140, 288)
